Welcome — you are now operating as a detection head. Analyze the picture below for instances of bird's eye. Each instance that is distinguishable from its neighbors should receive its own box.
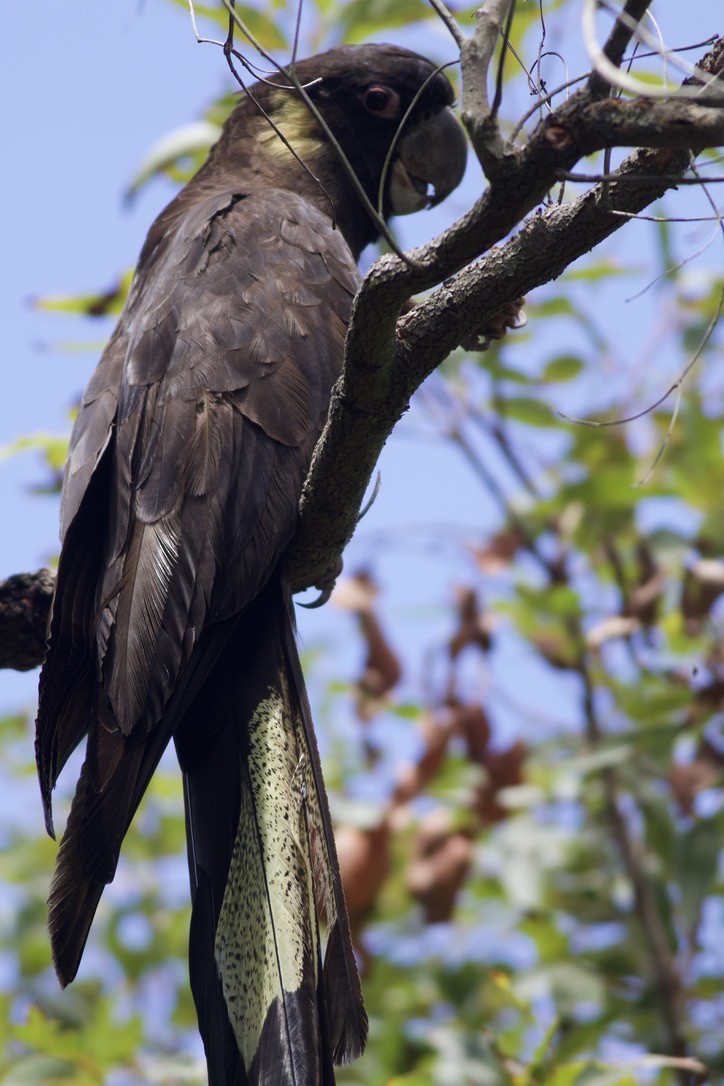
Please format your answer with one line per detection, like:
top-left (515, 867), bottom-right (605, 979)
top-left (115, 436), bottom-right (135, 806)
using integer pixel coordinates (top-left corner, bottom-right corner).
top-left (361, 85), bottom-right (400, 118)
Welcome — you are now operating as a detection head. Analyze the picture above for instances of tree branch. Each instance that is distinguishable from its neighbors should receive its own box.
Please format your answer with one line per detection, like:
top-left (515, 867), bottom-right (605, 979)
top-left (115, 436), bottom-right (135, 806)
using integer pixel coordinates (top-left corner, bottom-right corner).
top-left (460, 0), bottom-right (515, 174)
top-left (578, 653), bottom-right (689, 1074)
top-left (285, 35), bottom-right (724, 594)
top-left (425, 0), bottom-right (466, 51)
top-left (0, 570), bottom-right (54, 671)
top-left (587, 0), bottom-right (654, 97)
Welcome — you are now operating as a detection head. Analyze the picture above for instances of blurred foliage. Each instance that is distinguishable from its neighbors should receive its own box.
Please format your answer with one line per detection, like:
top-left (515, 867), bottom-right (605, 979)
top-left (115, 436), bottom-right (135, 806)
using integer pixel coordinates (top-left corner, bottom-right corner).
top-left (3, 2), bottom-right (723, 1085)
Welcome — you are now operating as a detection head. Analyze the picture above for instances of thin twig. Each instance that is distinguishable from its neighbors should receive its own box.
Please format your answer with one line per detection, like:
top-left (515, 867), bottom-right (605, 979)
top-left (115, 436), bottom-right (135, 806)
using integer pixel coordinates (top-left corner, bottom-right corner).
top-left (557, 171), bottom-right (724, 184)
top-left (587, 0), bottom-right (654, 96)
top-left (608, 212), bottom-right (724, 222)
top-left (490, 0), bottom-right (517, 119)
top-left (511, 34), bottom-right (721, 142)
top-left (376, 62), bottom-right (457, 218)
top-left (219, 0), bottom-right (425, 269)
top-left (484, 419), bottom-right (540, 500)
top-left (583, 0), bottom-right (724, 101)
top-left (577, 652), bottom-right (689, 1076)
top-left (187, 0), bottom-right (225, 48)
top-left (426, 0), bottom-right (466, 50)
top-left (419, 382), bottom-right (559, 580)
top-left (509, 73), bottom-right (589, 142)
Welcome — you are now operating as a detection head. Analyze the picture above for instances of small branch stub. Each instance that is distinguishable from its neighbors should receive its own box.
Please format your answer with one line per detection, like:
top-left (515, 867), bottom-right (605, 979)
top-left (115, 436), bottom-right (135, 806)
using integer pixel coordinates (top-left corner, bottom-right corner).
top-left (460, 0), bottom-right (516, 176)
top-left (0, 570), bottom-right (54, 671)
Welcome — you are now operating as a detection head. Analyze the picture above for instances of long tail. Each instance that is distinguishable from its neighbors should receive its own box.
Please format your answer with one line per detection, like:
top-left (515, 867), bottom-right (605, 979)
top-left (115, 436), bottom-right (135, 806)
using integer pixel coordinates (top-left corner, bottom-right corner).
top-left (175, 580), bottom-right (367, 1086)
top-left (42, 611), bottom-right (240, 988)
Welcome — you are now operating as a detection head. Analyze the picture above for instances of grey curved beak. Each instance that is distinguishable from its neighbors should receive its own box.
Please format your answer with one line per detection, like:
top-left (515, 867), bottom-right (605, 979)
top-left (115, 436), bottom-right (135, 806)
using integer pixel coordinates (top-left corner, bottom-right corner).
top-left (390, 106), bottom-right (467, 215)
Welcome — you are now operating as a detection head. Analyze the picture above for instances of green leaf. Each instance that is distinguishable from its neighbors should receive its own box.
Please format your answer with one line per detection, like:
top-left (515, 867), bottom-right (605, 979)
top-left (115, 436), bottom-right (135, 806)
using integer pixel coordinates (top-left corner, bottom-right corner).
top-left (503, 397), bottom-right (557, 427)
top-left (385, 1075), bottom-right (431, 1086)
top-left (0, 432), bottom-right (69, 472)
top-left (167, 0), bottom-right (288, 47)
top-left (126, 121), bottom-right (221, 198)
top-left (541, 355), bottom-right (585, 383)
top-left (527, 1016), bottom-right (563, 1076)
top-left (482, 358), bottom-right (532, 383)
top-left (0, 1055), bottom-right (79, 1086)
top-left (514, 962), bottom-right (605, 1018)
top-left (575, 1067), bottom-right (637, 1086)
top-left (337, 0), bottom-right (433, 41)
top-left (33, 270), bottom-right (134, 318)
top-left (562, 259), bottom-right (631, 283)
top-left (675, 816), bottom-right (722, 934)
top-left (640, 792), bottom-right (678, 877)
top-left (530, 296), bottom-right (577, 318)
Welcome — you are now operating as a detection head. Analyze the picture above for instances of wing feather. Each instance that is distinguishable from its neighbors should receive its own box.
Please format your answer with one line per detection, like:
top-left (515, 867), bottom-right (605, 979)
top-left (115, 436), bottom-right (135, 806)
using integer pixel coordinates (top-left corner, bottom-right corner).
top-left (37, 183), bottom-right (362, 1078)
top-left (106, 513), bottom-right (180, 735)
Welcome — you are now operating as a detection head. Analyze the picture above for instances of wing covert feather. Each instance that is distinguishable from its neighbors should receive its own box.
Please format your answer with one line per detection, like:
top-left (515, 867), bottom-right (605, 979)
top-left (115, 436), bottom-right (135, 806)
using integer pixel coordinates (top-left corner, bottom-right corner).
top-left (46, 187), bottom-right (357, 749)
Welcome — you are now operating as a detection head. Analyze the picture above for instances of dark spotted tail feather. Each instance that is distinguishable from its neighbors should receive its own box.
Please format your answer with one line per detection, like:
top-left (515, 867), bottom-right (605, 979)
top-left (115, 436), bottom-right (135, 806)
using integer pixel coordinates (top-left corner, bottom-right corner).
top-left (175, 580), bottom-right (367, 1086)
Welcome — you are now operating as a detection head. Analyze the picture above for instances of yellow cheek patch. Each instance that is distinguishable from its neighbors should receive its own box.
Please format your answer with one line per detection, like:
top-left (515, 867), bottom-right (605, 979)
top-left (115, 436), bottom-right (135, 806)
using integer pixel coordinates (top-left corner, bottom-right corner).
top-left (257, 96), bottom-right (326, 166)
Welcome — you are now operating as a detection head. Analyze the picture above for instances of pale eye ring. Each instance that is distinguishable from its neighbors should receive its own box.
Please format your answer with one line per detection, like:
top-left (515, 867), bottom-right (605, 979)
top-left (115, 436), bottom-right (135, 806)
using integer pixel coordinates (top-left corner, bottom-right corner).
top-left (361, 85), bottom-right (400, 118)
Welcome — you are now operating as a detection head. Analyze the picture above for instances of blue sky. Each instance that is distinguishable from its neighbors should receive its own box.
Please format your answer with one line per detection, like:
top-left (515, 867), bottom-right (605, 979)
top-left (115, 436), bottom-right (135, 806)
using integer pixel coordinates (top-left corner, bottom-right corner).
top-left (1, 4), bottom-right (222, 703)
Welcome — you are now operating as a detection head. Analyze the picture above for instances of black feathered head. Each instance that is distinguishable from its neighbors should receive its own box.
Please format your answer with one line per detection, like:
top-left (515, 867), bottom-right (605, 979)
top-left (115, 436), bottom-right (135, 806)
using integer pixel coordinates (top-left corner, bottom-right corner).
top-left (211, 43), bottom-right (467, 255)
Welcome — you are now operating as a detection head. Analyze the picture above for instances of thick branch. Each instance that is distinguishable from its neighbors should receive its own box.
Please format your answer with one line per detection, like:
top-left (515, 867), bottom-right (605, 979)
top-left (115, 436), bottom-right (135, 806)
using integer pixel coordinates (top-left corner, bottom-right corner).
top-left (394, 143), bottom-right (693, 387)
top-left (284, 38), bottom-right (724, 594)
top-left (547, 95), bottom-right (724, 149)
top-left (0, 570), bottom-right (54, 670)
